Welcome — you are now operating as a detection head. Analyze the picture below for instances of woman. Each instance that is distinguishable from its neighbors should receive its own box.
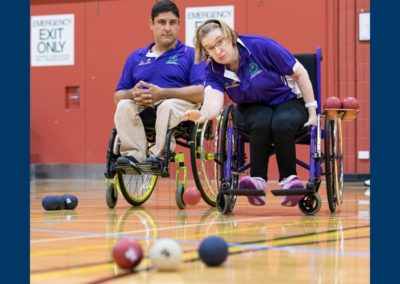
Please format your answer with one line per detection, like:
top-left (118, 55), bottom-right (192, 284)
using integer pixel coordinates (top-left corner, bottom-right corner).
top-left (183, 19), bottom-right (317, 207)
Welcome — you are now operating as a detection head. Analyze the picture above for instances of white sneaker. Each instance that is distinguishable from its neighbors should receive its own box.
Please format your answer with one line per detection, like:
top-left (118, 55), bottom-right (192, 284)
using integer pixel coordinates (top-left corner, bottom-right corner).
top-left (364, 179), bottom-right (370, 186)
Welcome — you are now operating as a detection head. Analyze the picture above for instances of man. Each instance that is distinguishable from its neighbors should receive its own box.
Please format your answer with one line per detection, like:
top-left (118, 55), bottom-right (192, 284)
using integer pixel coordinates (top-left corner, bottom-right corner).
top-left (114, 0), bottom-right (205, 171)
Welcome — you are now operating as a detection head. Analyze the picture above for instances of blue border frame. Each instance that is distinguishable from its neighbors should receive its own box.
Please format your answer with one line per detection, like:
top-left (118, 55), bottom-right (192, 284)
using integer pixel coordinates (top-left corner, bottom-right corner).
top-left (371, 1), bottom-right (398, 283)
top-left (1, 0), bottom-right (30, 280)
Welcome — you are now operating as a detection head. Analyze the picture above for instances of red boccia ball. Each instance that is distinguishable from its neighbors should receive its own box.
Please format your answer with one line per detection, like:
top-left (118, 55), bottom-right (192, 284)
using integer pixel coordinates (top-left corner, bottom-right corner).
top-left (342, 96), bottom-right (359, 109)
top-left (112, 238), bottom-right (144, 269)
top-left (183, 187), bottom-right (202, 206)
top-left (324, 96), bottom-right (342, 109)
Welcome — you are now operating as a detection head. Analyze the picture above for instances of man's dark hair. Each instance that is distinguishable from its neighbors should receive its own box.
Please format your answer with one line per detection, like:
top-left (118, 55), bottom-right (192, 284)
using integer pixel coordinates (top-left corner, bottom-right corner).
top-left (151, 0), bottom-right (180, 21)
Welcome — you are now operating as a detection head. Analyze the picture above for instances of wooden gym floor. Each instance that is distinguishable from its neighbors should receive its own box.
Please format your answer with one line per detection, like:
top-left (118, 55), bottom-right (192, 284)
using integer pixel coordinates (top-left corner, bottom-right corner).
top-left (30, 178), bottom-right (370, 284)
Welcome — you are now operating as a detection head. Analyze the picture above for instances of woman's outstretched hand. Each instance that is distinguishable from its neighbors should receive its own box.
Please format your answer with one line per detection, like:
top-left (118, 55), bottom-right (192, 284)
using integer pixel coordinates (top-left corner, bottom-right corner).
top-left (182, 109), bottom-right (206, 123)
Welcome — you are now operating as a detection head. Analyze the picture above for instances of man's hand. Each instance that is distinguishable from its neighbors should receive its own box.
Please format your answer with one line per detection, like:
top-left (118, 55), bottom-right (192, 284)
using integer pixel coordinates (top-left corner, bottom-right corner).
top-left (114, 81), bottom-right (145, 104)
top-left (132, 81), bottom-right (144, 91)
top-left (132, 81), bottom-right (164, 106)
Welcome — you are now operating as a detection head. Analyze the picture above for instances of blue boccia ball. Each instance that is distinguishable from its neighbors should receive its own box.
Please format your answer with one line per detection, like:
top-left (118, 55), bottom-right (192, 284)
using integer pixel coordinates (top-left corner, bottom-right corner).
top-left (62, 194), bottom-right (78, 210)
top-left (198, 236), bottom-right (228, 266)
top-left (55, 195), bottom-right (65, 209)
top-left (42, 196), bottom-right (60, 211)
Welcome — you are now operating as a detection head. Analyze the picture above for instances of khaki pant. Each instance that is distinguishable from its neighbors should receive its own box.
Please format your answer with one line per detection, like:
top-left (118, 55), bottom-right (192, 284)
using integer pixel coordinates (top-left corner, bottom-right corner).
top-left (114, 99), bottom-right (200, 162)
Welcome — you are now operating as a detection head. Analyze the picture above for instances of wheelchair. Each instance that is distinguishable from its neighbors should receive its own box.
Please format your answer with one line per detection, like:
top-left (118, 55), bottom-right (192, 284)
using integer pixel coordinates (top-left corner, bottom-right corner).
top-left (104, 106), bottom-right (218, 209)
top-left (212, 48), bottom-right (359, 215)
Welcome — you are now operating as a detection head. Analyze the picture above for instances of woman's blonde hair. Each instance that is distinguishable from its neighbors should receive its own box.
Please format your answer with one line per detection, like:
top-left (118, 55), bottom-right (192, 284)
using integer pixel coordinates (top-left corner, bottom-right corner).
top-left (194, 19), bottom-right (238, 63)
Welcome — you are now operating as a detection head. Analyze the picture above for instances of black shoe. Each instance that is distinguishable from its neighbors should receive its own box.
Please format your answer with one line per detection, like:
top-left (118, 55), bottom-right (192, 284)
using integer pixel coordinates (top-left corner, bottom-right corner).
top-left (145, 156), bottom-right (163, 167)
top-left (137, 156), bottom-right (163, 171)
top-left (116, 156), bottom-right (139, 167)
top-left (115, 156), bottom-right (141, 175)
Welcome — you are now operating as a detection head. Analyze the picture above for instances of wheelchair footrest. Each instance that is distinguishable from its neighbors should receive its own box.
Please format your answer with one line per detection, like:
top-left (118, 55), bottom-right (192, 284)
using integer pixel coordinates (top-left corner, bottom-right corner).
top-left (221, 189), bottom-right (266, 196)
top-left (136, 167), bottom-right (163, 176)
top-left (136, 161), bottom-right (169, 177)
top-left (135, 165), bottom-right (168, 177)
top-left (271, 188), bottom-right (312, 196)
top-left (114, 165), bottom-right (141, 175)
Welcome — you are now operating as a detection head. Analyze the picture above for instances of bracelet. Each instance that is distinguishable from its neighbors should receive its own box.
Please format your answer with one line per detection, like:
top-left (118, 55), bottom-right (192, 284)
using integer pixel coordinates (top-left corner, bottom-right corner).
top-left (305, 100), bottom-right (318, 108)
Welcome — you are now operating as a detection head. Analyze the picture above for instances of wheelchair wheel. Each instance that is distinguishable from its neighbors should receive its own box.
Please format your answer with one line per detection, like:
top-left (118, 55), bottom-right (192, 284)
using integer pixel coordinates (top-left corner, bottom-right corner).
top-left (298, 193), bottom-right (322, 215)
top-left (217, 105), bottom-right (238, 212)
top-left (104, 128), bottom-right (119, 179)
top-left (105, 183), bottom-right (118, 209)
top-left (175, 183), bottom-right (186, 209)
top-left (216, 192), bottom-right (233, 214)
top-left (116, 172), bottom-right (158, 206)
top-left (324, 118), bottom-right (344, 213)
top-left (190, 118), bottom-right (219, 207)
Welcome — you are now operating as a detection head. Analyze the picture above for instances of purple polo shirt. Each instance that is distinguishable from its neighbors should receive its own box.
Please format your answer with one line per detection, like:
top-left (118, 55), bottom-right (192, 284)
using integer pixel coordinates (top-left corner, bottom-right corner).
top-left (205, 35), bottom-right (298, 106)
top-left (116, 40), bottom-right (204, 91)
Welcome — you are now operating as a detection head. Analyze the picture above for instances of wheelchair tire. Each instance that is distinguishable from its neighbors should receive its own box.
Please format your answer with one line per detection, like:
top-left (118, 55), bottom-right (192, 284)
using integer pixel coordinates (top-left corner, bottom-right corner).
top-left (218, 105), bottom-right (238, 210)
top-left (116, 173), bottom-right (158, 206)
top-left (105, 183), bottom-right (118, 209)
top-left (324, 119), bottom-right (344, 213)
top-left (175, 183), bottom-right (186, 209)
top-left (216, 192), bottom-right (233, 215)
top-left (298, 193), bottom-right (322, 215)
top-left (190, 119), bottom-right (218, 207)
top-left (104, 128), bottom-right (120, 179)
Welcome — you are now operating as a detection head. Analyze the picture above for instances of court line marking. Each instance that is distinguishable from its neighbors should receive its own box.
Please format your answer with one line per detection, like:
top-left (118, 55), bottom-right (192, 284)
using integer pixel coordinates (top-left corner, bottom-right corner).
top-left (31, 215), bottom-right (279, 244)
top-left (31, 232), bottom-right (369, 281)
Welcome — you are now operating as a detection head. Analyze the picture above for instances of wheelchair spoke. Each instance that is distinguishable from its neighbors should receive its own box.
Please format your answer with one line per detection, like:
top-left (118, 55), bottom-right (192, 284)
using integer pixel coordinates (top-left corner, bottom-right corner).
top-left (324, 118), bottom-right (344, 213)
top-left (334, 118), bottom-right (344, 205)
top-left (201, 120), bottom-right (219, 198)
top-left (216, 105), bottom-right (240, 213)
top-left (117, 173), bottom-right (157, 206)
top-left (191, 119), bottom-right (219, 207)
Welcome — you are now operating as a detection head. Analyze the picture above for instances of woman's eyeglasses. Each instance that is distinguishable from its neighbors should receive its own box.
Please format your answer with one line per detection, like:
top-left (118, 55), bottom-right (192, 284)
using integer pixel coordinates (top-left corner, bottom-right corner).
top-left (204, 37), bottom-right (227, 54)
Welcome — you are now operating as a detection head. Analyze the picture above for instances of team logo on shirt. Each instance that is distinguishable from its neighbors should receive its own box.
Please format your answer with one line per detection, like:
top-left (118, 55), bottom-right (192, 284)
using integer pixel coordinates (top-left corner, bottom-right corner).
top-left (166, 55), bottom-right (179, 64)
top-left (138, 58), bottom-right (152, 66)
top-left (249, 62), bottom-right (262, 79)
top-left (225, 80), bottom-right (240, 89)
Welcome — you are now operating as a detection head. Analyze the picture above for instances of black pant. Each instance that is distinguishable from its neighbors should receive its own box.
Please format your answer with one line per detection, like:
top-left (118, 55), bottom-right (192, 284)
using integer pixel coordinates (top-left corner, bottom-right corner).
top-left (234, 99), bottom-right (308, 181)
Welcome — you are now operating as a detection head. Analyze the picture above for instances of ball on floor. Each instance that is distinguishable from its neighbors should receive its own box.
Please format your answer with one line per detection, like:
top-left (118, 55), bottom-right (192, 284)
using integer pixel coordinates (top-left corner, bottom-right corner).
top-left (198, 236), bottom-right (228, 266)
top-left (149, 238), bottom-right (183, 271)
top-left (55, 196), bottom-right (65, 209)
top-left (42, 196), bottom-right (61, 211)
top-left (112, 238), bottom-right (143, 269)
top-left (183, 187), bottom-right (201, 206)
top-left (62, 194), bottom-right (78, 209)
